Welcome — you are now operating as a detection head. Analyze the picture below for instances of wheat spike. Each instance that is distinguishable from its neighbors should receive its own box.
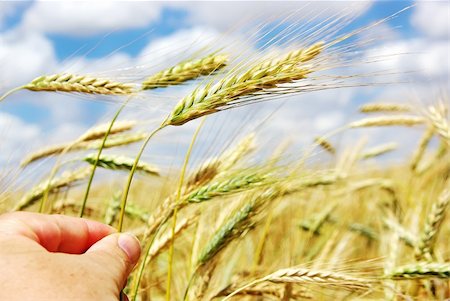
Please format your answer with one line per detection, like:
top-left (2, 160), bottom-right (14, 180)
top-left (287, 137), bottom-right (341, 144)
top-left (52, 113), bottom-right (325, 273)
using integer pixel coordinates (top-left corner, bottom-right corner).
top-left (183, 172), bottom-right (270, 204)
top-left (387, 262), bottom-right (450, 279)
top-left (383, 217), bottom-right (416, 248)
top-left (262, 267), bottom-right (371, 290)
top-left (314, 137), bottom-right (336, 154)
top-left (21, 132), bottom-right (146, 167)
top-left (83, 153), bottom-right (159, 176)
top-left (147, 215), bottom-right (197, 262)
top-left (425, 105), bottom-right (450, 144)
top-left (76, 120), bottom-right (136, 142)
top-left (185, 133), bottom-right (256, 190)
top-left (164, 42), bottom-right (324, 126)
top-left (13, 167), bottom-right (91, 211)
top-left (359, 103), bottom-right (411, 113)
top-left (223, 266), bottom-right (370, 300)
top-left (349, 115), bottom-right (425, 128)
top-left (23, 73), bottom-right (135, 95)
top-left (415, 187), bottom-right (450, 261)
top-left (142, 54), bottom-right (228, 90)
top-left (360, 143), bottom-right (397, 160)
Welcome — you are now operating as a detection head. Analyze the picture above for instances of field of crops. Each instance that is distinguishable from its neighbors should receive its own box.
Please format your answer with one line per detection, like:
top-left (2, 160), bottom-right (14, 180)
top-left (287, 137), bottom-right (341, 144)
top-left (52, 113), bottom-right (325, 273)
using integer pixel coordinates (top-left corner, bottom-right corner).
top-left (0, 3), bottom-right (449, 301)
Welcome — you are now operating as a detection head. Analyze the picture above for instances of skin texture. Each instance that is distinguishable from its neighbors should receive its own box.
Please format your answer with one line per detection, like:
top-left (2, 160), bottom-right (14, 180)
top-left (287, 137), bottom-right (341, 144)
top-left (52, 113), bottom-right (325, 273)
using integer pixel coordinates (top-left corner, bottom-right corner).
top-left (0, 212), bottom-right (141, 301)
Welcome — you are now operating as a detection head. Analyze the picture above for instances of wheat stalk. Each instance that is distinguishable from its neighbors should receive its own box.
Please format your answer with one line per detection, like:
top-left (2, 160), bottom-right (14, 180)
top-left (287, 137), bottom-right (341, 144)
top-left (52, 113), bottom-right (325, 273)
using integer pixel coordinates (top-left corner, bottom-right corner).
top-left (13, 167), bottom-right (91, 211)
top-left (142, 54), bottom-right (228, 89)
top-left (359, 103), bottom-right (411, 113)
top-left (83, 153), bottom-right (159, 176)
top-left (163, 42), bottom-right (324, 126)
top-left (387, 262), bottom-right (450, 279)
top-left (349, 115), bottom-right (425, 128)
top-left (415, 187), bottom-right (450, 261)
top-left (23, 73), bottom-right (135, 95)
top-left (410, 127), bottom-right (434, 172)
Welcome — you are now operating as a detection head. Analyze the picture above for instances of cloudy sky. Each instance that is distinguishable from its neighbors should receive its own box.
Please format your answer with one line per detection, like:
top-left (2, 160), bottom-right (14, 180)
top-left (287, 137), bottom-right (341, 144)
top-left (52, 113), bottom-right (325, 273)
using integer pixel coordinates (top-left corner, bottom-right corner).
top-left (0, 1), bottom-right (449, 168)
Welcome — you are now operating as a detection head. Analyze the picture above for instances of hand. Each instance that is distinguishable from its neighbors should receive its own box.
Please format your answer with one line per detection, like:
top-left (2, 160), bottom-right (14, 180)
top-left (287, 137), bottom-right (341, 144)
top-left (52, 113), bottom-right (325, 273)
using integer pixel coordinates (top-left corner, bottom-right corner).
top-left (0, 212), bottom-right (141, 301)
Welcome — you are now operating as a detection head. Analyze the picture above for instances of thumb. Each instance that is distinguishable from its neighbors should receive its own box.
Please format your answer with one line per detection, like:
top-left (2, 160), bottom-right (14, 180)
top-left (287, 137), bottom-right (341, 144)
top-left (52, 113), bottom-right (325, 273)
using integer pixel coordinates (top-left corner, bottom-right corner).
top-left (85, 233), bottom-right (141, 290)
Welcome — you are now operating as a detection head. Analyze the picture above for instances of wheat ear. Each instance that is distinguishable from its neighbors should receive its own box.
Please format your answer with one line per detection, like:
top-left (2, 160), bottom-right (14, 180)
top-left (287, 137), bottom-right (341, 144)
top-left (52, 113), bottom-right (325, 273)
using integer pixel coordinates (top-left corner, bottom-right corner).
top-left (186, 133), bottom-right (256, 190)
top-left (76, 120), bottom-right (136, 142)
top-left (83, 153), bottom-right (159, 176)
top-left (164, 42), bottom-right (324, 126)
top-left (223, 267), bottom-right (370, 300)
top-left (349, 115), bottom-right (425, 128)
top-left (359, 103), bottom-right (411, 113)
top-left (314, 137), bottom-right (336, 154)
top-left (23, 73), bottom-right (135, 95)
top-left (425, 105), bottom-right (450, 144)
top-left (21, 132), bottom-right (146, 167)
top-left (13, 167), bottom-right (91, 211)
top-left (360, 143), bottom-right (397, 160)
top-left (146, 215), bottom-right (197, 263)
top-left (387, 262), bottom-right (450, 279)
top-left (142, 54), bottom-right (228, 89)
top-left (415, 187), bottom-right (450, 261)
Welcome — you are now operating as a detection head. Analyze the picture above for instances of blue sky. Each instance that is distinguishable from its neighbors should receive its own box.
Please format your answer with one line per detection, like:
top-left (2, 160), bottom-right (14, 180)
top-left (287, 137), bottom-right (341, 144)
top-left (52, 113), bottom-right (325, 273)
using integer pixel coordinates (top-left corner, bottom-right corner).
top-left (0, 1), bottom-right (448, 166)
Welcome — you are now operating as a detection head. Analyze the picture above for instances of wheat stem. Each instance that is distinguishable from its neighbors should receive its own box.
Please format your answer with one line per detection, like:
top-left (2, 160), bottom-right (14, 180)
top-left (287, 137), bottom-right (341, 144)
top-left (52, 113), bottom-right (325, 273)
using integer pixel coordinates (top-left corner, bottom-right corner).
top-left (166, 118), bottom-right (205, 301)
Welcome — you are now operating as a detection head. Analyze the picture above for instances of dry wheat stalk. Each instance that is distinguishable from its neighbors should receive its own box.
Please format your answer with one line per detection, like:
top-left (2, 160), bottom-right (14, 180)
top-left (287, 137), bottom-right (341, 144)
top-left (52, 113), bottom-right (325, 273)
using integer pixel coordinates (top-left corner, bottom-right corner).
top-left (360, 143), bottom-right (397, 160)
top-left (387, 262), bottom-right (450, 279)
top-left (314, 137), bottom-right (336, 154)
top-left (13, 167), bottom-right (91, 211)
top-left (76, 120), bottom-right (136, 142)
top-left (21, 132), bottom-right (146, 167)
top-left (142, 54), bottom-right (228, 90)
top-left (23, 73), bottom-right (135, 95)
top-left (415, 187), bottom-right (450, 261)
top-left (359, 103), bottom-right (411, 113)
top-left (349, 115), bottom-right (425, 128)
top-left (163, 42), bottom-right (324, 126)
top-left (83, 153), bottom-right (159, 176)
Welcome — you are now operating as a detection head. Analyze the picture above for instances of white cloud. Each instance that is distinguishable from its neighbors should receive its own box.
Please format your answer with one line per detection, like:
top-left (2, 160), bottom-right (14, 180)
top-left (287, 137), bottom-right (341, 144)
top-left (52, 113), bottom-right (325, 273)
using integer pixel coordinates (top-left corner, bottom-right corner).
top-left (411, 1), bottom-right (450, 39)
top-left (0, 112), bottom-right (41, 163)
top-left (20, 0), bottom-right (163, 36)
top-left (0, 30), bottom-right (56, 88)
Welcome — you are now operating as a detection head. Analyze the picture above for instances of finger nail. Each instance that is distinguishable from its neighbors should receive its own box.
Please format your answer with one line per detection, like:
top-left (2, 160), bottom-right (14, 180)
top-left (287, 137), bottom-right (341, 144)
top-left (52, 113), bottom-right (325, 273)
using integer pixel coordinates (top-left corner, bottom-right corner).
top-left (118, 233), bottom-right (141, 264)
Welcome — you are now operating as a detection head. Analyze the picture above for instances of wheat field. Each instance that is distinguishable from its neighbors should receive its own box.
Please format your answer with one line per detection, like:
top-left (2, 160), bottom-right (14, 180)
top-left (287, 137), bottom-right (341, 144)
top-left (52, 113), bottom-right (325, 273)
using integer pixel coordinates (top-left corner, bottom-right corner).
top-left (0, 3), bottom-right (449, 301)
